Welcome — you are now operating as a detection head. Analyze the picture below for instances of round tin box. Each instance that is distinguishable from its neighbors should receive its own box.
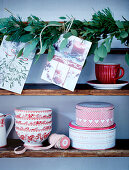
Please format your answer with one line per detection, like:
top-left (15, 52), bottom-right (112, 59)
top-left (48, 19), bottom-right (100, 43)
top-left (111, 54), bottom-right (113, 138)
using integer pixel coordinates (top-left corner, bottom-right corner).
top-left (69, 121), bottom-right (116, 150)
top-left (76, 102), bottom-right (114, 127)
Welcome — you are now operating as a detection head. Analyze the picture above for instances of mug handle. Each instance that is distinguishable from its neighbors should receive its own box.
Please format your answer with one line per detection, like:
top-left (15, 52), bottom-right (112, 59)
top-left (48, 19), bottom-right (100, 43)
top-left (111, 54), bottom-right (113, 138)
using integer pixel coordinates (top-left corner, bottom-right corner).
top-left (115, 66), bottom-right (125, 81)
top-left (5, 114), bottom-right (15, 137)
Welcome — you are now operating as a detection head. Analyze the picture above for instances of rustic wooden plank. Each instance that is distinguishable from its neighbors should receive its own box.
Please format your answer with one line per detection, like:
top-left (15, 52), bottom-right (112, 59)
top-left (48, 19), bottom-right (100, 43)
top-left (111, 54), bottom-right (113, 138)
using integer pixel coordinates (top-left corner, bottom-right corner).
top-left (109, 48), bottom-right (129, 54)
top-left (0, 84), bottom-right (129, 96)
top-left (22, 89), bottom-right (129, 96)
top-left (0, 149), bottom-right (129, 158)
top-left (0, 139), bottom-right (129, 158)
top-left (0, 88), bottom-right (129, 96)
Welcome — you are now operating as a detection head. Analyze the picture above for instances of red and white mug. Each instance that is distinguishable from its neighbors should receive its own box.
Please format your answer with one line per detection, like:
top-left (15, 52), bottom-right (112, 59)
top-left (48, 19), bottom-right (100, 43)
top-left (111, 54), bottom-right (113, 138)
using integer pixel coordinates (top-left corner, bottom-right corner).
top-left (95, 63), bottom-right (124, 84)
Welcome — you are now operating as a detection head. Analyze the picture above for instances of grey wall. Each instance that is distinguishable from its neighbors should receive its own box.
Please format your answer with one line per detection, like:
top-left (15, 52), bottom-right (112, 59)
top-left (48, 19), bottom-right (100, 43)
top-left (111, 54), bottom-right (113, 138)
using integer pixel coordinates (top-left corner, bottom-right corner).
top-left (0, 0), bottom-right (129, 169)
top-left (1, 158), bottom-right (129, 170)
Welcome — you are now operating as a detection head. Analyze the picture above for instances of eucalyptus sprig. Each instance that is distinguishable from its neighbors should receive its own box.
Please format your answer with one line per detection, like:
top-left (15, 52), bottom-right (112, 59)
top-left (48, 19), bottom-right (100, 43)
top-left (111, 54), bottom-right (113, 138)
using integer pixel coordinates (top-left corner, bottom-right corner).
top-left (0, 8), bottom-right (128, 65)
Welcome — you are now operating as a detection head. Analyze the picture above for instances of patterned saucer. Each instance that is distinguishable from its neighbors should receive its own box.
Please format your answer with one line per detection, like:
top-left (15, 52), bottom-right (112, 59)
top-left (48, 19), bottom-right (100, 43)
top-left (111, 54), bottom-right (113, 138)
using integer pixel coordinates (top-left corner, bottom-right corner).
top-left (87, 80), bottom-right (128, 89)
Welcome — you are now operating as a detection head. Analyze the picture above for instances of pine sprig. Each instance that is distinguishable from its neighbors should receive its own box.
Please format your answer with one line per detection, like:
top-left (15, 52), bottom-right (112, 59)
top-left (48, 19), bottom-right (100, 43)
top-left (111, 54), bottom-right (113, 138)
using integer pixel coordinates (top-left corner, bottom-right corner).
top-left (92, 8), bottom-right (117, 33)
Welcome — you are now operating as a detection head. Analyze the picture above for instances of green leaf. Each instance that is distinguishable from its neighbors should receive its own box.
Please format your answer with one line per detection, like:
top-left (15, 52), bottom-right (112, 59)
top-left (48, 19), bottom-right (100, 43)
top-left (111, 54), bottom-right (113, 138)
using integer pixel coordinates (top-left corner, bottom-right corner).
top-left (116, 20), bottom-right (124, 29)
top-left (125, 52), bottom-right (129, 66)
top-left (24, 26), bottom-right (33, 32)
top-left (59, 17), bottom-right (66, 20)
top-left (0, 27), bottom-right (6, 34)
top-left (23, 39), bottom-right (39, 57)
top-left (47, 46), bottom-right (55, 61)
top-left (48, 21), bottom-right (62, 26)
top-left (97, 45), bottom-right (107, 58)
top-left (88, 42), bottom-right (98, 56)
top-left (94, 48), bottom-right (98, 55)
top-left (39, 42), bottom-right (47, 54)
top-left (27, 16), bottom-right (32, 23)
top-left (6, 35), bottom-right (11, 41)
top-left (34, 54), bottom-right (41, 63)
top-left (17, 48), bottom-right (24, 58)
top-left (120, 31), bottom-right (128, 38)
top-left (60, 38), bottom-right (68, 50)
top-left (105, 38), bottom-right (111, 53)
top-left (94, 54), bottom-right (100, 63)
top-left (20, 34), bottom-right (34, 42)
top-left (32, 15), bottom-right (40, 21)
top-left (99, 57), bottom-right (104, 62)
top-left (63, 32), bottom-right (72, 38)
top-left (71, 29), bottom-right (78, 36)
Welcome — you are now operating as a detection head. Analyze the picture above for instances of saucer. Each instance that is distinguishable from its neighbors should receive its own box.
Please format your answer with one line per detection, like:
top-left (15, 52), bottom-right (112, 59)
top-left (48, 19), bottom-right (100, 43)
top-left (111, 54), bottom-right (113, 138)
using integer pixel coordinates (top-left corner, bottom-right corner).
top-left (87, 80), bottom-right (128, 89)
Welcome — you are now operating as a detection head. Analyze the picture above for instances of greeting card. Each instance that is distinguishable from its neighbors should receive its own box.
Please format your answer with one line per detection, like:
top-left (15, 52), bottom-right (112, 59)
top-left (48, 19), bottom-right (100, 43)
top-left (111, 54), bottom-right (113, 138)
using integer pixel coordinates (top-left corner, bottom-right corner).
top-left (0, 36), bottom-right (35, 94)
top-left (41, 35), bottom-right (92, 91)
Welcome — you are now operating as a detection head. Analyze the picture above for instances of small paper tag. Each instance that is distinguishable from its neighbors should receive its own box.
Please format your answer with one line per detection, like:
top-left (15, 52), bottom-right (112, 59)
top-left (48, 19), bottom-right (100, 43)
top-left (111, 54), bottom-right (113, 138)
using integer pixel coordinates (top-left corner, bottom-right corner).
top-left (0, 36), bottom-right (35, 94)
top-left (41, 35), bottom-right (92, 91)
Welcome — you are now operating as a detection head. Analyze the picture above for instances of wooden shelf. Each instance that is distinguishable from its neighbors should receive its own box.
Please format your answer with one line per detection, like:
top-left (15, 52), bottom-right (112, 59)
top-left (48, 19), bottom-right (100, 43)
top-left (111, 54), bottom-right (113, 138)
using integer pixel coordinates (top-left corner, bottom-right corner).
top-left (0, 139), bottom-right (128, 158)
top-left (109, 48), bottom-right (129, 54)
top-left (0, 84), bottom-right (129, 96)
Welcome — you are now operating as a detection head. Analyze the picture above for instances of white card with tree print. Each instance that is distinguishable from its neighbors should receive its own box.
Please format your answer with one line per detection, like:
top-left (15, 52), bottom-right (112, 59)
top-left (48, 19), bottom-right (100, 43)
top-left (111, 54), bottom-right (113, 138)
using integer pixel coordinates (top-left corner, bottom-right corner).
top-left (41, 35), bottom-right (92, 91)
top-left (0, 36), bottom-right (34, 94)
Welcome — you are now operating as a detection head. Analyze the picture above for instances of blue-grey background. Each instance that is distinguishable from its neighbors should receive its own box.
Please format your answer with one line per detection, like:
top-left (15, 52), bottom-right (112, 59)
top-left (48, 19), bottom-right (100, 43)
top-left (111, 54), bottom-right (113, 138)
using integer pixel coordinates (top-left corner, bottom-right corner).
top-left (0, 0), bottom-right (129, 169)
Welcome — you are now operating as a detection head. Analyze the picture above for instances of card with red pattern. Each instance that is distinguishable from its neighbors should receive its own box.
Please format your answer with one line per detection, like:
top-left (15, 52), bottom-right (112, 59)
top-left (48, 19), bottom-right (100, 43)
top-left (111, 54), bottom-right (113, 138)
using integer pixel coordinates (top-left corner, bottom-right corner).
top-left (41, 35), bottom-right (92, 91)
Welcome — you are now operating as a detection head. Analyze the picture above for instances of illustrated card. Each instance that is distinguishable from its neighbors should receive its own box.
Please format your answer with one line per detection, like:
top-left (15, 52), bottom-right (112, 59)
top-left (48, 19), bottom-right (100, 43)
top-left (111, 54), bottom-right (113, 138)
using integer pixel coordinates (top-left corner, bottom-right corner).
top-left (41, 35), bottom-right (92, 91)
top-left (0, 36), bottom-right (35, 94)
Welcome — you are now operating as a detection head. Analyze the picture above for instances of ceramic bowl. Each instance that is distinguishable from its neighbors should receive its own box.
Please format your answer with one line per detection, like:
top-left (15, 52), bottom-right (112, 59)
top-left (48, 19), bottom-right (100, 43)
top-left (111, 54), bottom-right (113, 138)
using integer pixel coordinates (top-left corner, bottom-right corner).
top-left (15, 107), bottom-right (52, 147)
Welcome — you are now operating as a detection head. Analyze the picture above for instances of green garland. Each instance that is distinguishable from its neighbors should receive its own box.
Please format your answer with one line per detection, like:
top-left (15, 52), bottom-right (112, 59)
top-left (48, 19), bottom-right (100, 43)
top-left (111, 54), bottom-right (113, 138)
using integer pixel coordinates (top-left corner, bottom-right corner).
top-left (0, 8), bottom-right (129, 64)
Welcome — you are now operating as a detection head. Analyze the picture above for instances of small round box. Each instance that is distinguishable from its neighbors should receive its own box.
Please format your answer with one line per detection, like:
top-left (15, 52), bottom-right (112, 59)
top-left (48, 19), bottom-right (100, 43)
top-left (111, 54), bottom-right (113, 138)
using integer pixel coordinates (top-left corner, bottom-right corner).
top-left (69, 121), bottom-right (116, 150)
top-left (76, 102), bottom-right (114, 128)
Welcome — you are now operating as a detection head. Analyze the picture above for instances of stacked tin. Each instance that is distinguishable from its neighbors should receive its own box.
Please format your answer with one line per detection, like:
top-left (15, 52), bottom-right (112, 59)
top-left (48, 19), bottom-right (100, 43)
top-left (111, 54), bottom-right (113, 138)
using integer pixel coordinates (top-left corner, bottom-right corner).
top-left (69, 102), bottom-right (116, 150)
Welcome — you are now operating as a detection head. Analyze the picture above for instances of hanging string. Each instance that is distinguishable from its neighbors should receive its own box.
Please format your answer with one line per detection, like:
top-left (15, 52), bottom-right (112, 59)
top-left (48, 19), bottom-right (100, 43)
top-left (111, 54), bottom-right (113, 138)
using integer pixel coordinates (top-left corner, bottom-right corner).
top-left (37, 17), bottom-right (74, 55)
top-left (14, 133), bottom-right (70, 154)
top-left (37, 24), bottom-right (62, 55)
top-left (65, 17), bottom-right (74, 33)
top-left (3, 8), bottom-right (75, 55)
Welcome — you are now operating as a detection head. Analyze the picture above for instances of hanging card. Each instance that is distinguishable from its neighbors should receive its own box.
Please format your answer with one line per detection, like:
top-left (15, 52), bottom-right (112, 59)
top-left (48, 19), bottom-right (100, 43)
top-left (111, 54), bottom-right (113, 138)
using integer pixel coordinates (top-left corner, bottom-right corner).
top-left (0, 36), bottom-right (35, 94)
top-left (41, 35), bottom-right (92, 91)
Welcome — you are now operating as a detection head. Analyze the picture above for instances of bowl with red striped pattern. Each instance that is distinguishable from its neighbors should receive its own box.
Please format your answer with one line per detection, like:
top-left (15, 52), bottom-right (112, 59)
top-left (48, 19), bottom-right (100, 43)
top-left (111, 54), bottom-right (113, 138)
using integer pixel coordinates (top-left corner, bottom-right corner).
top-left (15, 107), bottom-right (52, 147)
top-left (76, 102), bottom-right (114, 128)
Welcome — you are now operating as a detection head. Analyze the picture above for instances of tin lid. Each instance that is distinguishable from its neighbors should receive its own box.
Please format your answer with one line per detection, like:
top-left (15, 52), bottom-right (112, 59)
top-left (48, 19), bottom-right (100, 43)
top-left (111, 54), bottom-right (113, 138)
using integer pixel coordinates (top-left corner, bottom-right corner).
top-left (69, 121), bottom-right (116, 131)
top-left (76, 102), bottom-right (114, 109)
top-left (15, 107), bottom-right (52, 112)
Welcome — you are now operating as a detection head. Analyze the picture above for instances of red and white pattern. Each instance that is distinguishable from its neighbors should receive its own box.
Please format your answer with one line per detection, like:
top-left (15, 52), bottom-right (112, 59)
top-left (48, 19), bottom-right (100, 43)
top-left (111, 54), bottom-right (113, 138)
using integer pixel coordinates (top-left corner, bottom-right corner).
top-left (53, 55), bottom-right (82, 70)
top-left (15, 107), bottom-right (52, 147)
top-left (0, 36), bottom-right (35, 94)
top-left (48, 133), bottom-right (70, 149)
top-left (15, 114), bottom-right (52, 120)
top-left (17, 132), bottom-right (50, 144)
top-left (15, 126), bottom-right (52, 132)
top-left (41, 35), bottom-right (92, 91)
top-left (15, 120), bottom-right (52, 126)
top-left (0, 118), bottom-right (4, 127)
top-left (69, 122), bottom-right (116, 150)
top-left (15, 109), bottom-right (52, 113)
top-left (76, 102), bottom-right (114, 127)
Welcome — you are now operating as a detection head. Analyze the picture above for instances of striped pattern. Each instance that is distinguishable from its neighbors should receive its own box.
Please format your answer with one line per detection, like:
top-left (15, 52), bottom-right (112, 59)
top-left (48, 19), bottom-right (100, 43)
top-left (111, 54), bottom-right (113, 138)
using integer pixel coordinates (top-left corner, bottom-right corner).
top-left (69, 122), bottom-right (116, 150)
top-left (95, 64), bottom-right (122, 84)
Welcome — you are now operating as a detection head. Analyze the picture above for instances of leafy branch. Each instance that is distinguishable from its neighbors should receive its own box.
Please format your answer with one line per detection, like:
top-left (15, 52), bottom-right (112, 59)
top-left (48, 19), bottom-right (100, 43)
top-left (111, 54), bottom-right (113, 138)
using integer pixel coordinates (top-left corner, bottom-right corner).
top-left (0, 8), bottom-right (129, 65)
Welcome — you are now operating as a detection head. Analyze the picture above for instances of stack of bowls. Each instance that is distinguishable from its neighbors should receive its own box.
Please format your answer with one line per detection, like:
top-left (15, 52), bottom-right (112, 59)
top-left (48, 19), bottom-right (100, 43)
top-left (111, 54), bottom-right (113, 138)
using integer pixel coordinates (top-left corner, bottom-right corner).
top-left (15, 107), bottom-right (52, 147)
top-left (69, 102), bottom-right (116, 150)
